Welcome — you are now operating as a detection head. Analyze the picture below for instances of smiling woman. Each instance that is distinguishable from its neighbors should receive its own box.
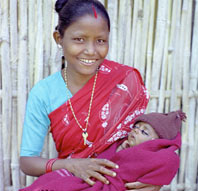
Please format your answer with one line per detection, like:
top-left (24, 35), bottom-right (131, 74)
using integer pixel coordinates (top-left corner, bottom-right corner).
top-left (54, 14), bottom-right (110, 88)
top-left (19, 0), bottom-right (161, 191)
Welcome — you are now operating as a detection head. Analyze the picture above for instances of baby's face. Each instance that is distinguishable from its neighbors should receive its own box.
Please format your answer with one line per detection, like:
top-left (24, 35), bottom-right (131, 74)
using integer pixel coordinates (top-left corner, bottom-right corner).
top-left (121, 122), bottom-right (159, 149)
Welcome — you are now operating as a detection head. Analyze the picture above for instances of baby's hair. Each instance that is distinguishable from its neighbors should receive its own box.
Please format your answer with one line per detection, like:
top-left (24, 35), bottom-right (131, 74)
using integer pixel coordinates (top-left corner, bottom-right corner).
top-left (55, 0), bottom-right (110, 37)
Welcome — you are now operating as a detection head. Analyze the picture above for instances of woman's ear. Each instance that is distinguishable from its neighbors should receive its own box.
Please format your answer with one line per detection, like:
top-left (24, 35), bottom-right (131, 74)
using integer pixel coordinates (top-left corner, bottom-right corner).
top-left (53, 31), bottom-right (62, 45)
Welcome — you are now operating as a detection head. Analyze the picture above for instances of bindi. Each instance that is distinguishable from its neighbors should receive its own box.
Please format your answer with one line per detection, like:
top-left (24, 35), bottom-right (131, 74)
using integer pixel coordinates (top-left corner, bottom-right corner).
top-left (92, 5), bottom-right (97, 18)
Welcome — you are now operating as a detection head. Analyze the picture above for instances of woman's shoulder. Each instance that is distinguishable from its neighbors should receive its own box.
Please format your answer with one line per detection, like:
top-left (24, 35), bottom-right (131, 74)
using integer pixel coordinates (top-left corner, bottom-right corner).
top-left (103, 59), bottom-right (141, 76)
top-left (29, 71), bottom-right (63, 96)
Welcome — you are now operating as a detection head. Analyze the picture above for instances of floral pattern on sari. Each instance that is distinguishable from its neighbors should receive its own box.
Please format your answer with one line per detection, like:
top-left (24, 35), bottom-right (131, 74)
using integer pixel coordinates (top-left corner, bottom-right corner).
top-left (48, 59), bottom-right (149, 158)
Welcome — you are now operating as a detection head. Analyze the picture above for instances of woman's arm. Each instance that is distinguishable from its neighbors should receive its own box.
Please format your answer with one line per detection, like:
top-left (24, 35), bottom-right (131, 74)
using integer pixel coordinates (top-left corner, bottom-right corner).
top-left (20, 156), bottom-right (118, 186)
top-left (20, 156), bottom-right (48, 177)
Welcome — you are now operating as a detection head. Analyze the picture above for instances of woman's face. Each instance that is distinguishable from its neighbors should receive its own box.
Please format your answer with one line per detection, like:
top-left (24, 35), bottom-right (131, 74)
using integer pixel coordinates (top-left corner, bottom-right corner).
top-left (56, 14), bottom-right (109, 77)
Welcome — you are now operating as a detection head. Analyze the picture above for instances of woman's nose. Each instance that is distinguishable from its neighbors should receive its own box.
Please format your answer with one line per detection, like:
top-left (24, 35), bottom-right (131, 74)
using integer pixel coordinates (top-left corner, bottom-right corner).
top-left (84, 42), bottom-right (96, 55)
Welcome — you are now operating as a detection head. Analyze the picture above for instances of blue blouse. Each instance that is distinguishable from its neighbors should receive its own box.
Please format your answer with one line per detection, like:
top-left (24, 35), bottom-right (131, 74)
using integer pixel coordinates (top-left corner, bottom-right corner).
top-left (20, 71), bottom-right (72, 156)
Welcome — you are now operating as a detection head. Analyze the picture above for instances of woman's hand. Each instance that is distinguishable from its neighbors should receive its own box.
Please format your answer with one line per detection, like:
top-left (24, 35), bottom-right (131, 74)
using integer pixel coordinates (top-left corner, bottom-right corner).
top-left (64, 158), bottom-right (118, 186)
top-left (125, 181), bottom-right (162, 191)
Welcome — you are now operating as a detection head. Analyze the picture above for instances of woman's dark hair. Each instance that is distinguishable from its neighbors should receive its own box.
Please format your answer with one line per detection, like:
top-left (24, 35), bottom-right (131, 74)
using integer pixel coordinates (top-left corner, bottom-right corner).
top-left (55, 0), bottom-right (110, 37)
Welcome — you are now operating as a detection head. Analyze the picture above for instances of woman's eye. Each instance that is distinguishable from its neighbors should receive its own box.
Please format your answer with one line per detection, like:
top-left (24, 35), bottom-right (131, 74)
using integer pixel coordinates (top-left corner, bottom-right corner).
top-left (73, 38), bottom-right (84, 42)
top-left (97, 39), bottom-right (106, 44)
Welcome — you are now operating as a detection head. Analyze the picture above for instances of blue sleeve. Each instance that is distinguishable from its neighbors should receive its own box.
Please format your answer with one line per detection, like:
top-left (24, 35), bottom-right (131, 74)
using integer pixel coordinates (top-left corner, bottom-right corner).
top-left (20, 86), bottom-right (50, 157)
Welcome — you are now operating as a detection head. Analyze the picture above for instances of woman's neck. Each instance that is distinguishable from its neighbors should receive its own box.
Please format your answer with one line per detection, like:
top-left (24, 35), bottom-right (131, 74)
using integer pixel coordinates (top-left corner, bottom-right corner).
top-left (62, 68), bottom-right (96, 95)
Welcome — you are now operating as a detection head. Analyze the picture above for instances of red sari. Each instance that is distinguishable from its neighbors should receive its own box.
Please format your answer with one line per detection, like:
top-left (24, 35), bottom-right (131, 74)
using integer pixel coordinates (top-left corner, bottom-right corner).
top-left (48, 59), bottom-right (149, 159)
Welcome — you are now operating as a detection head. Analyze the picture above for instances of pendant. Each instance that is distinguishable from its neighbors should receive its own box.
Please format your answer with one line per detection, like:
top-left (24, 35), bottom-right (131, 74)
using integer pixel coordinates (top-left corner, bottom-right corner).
top-left (82, 131), bottom-right (88, 145)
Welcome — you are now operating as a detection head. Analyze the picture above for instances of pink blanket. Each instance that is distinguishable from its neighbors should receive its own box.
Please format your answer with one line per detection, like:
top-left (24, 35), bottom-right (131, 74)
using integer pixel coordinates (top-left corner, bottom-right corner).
top-left (20, 134), bottom-right (181, 191)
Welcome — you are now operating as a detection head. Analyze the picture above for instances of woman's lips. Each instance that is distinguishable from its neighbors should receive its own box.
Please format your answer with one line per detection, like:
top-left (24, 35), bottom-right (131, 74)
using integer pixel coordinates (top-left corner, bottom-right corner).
top-left (79, 58), bottom-right (98, 66)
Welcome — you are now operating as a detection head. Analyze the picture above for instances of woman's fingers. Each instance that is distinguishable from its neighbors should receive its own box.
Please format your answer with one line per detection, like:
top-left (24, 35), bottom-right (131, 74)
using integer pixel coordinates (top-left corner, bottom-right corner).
top-left (125, 181), bottom-right (145, 189)
top-left (84, 177), bottom-right (95, 186)
top-left (94, 162), bottom-right (117, 177)
top-left (125, 182), bottom-right (162, 191)
top-left (93, 158), bottom-right (118, 177)
top-left (81, 170), bottom-right (110, 186)
top-left (65, 158), bottom-right (118, 185)
top-left (89, 171), bottom-right (109, 185)
top-left (96, 159), bottom-right (119, 169)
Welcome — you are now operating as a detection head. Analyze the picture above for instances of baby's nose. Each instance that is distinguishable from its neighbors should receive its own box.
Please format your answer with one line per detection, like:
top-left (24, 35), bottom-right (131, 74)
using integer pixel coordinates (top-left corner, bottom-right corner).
top-left (131, 127), bottom-right (139, 134)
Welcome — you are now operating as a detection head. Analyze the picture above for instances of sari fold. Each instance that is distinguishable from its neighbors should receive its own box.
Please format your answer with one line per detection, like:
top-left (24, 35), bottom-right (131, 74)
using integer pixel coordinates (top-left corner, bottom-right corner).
top-left (48, 60), bottom-right (149, 158)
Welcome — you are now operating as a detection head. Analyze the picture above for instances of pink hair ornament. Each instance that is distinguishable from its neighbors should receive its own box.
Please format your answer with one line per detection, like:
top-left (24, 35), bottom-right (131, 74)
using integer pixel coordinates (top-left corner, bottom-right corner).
top-left (92, 5), bottom-right (97, 18)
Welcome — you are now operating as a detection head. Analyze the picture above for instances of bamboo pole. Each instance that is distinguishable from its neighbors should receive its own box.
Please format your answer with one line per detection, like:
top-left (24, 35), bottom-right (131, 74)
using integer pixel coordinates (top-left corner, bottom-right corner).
top-left (134, 0), bottom-right (143, 72)
top-left (107, 0), bottom-right (118, 61)
top-left (145, 0), bottom-right (155, 94)
top-left (137, 0), bottom-right (150, 79)
top-left (176, 0), bottom-right (190, 186)
top-left (50, 1), bottom-right (61, 74)
top-left (194, 105), bottom-right (198, 190)
top-left (170, 0), bottom-right (182, 111)
top-left (0, 3), bottom-right (4, 189)
top-left (28, 0), bottom-right (36, 90)
top-left (10, 0), bottom-right (21, 190)
top-left (34, 0), bottom-right (44, 84)
top-left (170, 0), bottom-right (184, 185)
top-left (123, 0), bottom-right (132, 67)
top-left (0, 113), bottom-right (4, 191)
top-left (150, 0), bottom-right (168, 112)
top-left (117, 0), bottom-right (127, 64)
top-left (157, 0), bottom-right (171, 113)
top-left (18, 0), bottom-right (29, 187)
top-left (188, 0), bottom-right (198, 185)
top-left (184, 1), bottom-right (197, 190)
top-left (43, 0), bottom-right (53, 78)
top-left (165, 0), bottom-right (178, 113)
top-left (11, 98), bottom-right (20, 191)
top-left (167, 1), bottom-right (181, 189)
top-left (129, 0), bottom-right (139, 67)
top-left (153, 0), bottom-right (168, 86)
top-left (1, 0), bottom-right (12, 187)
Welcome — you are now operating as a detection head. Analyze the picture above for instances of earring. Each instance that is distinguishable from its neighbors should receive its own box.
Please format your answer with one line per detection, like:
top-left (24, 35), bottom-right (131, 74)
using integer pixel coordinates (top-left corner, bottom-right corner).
top-left (57, 44), bottom-right (62, 49)
top-left (55, 44), bottom-right (63, 65)
top-left (61, 56), bottom-right (67, 69)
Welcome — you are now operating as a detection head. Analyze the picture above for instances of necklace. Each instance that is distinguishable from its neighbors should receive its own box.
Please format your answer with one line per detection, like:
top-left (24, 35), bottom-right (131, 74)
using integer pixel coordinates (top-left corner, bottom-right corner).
top-left (64, 67), bottom-right (98, 145)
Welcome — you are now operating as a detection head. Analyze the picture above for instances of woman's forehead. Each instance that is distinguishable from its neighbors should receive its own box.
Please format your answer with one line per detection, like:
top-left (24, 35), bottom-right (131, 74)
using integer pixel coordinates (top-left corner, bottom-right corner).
top-left (64, 14), bottom-right (109, 34)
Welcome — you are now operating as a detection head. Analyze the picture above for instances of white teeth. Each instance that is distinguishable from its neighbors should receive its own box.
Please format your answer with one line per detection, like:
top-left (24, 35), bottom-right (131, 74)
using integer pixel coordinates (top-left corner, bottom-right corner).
top-left (80, 59), bottom-right (96, 63)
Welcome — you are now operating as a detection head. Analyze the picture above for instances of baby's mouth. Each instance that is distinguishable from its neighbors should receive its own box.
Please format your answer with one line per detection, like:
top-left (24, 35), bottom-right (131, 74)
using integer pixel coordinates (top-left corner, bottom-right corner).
top-left (125, 142), bottom-right (130, 148)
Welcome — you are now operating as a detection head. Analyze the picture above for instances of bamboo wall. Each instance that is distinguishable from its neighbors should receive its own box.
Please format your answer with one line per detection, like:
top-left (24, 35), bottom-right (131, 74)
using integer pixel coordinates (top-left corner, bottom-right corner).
top-left (0, 0), bottom-right (197, 191)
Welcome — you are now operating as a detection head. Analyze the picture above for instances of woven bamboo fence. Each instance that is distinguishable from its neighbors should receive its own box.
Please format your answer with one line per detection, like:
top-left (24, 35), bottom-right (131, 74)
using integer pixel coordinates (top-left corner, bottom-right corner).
top-left (0, 0), bottom-right (197, 190)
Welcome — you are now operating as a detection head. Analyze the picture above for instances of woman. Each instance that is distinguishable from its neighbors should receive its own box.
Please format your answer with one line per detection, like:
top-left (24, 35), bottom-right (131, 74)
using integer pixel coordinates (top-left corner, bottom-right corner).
top-left (20, 0), bottom-right (161, 190)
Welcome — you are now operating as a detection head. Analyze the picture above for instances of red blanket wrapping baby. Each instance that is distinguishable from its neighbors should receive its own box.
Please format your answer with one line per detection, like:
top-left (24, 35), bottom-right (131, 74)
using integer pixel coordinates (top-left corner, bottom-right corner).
top-left (20, 134), bottom-right (181, 191)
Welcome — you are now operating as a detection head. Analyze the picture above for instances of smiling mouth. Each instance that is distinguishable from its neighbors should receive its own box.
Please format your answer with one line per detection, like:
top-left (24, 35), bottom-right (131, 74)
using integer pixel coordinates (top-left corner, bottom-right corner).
top-left (79, 58), bottom-right (97, 65)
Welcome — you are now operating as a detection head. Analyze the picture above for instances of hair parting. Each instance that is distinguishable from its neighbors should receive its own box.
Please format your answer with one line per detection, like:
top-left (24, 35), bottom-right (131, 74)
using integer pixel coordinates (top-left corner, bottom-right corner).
top-left (92, 5), bottom-right (98, 18)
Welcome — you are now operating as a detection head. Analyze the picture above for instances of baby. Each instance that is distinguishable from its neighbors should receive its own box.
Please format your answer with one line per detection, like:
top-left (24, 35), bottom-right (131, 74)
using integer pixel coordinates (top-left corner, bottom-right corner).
top-left (116, 110), bottom-right (186, 152)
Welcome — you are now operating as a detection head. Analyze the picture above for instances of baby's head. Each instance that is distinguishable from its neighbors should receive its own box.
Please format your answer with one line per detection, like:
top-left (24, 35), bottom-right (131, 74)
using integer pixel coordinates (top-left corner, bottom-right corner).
top-left (121, 110), bottom-right (186, 149)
